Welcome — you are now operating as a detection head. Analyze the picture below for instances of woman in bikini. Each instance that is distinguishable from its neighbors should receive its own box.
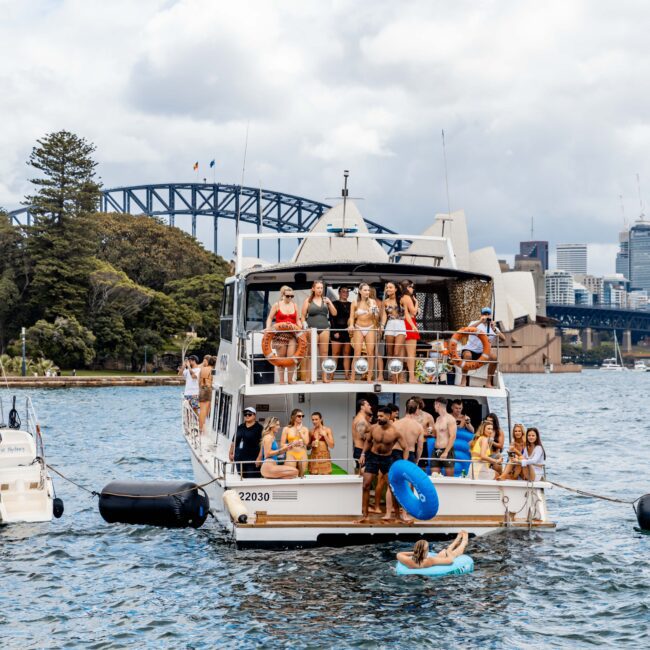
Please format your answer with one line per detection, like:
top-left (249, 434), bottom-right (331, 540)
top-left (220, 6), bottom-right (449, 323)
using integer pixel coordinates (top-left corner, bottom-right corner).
top-left (198, 355), bottom-right (216, 435)
top-left (400, 280), bottom-right (420, 383)
top-left (381, 281), bottom-right (406, 383)
top-left (258, 417), bottom-right (299, 479)
top-left (348, 282), bottom-right (380, 382)
top-left (265, 285), bottom-right (303, 385)
top-left (308, 412), bottom-right (334, 475)
top-left (331, 286), bottom-right (352, 380)
top-left (396, 531), bottom-right (469, 568)
top-left (497, 423), bottom-right (526, 481)
top-left (281, 408), bottom-right (310, 478)
top-left (301, 280), bottom-right (337, 383)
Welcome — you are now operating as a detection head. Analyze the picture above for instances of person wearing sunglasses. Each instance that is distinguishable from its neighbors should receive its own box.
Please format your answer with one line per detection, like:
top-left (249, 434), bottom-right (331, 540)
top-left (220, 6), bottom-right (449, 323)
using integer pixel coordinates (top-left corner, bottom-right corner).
top-left (281, 408), bottom-right (310, 477)
top-left (265, 285), bottom-right (303, 384)
top-left (399, 280), bottom-right (420, 383)
top-left (229, 408), bottom-right (264, 478)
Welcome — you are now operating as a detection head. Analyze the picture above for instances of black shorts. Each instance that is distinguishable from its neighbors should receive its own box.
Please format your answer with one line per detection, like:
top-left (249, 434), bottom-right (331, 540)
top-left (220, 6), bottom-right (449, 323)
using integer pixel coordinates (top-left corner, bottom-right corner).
top-left (331, 329), bottom-right (350, 344)
top-left (353, 446), bottom-right (363, 469)
top-left (465, 350), bottom-right (483, 360)
top-left (431, 447), bottom-right (455, 470)
top-left (364, 450), bottom-right (392, 476)
top-left (391, 449), bottom-right (416, 465)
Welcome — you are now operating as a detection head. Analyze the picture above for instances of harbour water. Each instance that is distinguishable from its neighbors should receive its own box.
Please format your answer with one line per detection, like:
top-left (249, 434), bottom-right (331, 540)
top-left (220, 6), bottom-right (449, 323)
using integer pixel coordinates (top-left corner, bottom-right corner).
top-left (1, 373), bottom-right (649, 649)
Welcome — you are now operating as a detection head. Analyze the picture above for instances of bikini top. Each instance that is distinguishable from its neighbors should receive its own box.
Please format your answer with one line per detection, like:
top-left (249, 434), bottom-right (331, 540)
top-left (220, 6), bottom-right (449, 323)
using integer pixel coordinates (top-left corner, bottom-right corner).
top-left (275, 303), bottom-right (298, 325)
top-left (356, 300), bottom-right (379, 317)
top-left (385, 302), bottom-right (405, 319)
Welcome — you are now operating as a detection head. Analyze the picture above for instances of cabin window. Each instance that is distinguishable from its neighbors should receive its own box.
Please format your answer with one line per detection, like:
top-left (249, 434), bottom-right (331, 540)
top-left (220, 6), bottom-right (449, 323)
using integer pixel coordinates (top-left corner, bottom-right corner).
top-left (213, 391), bottom-right (232, 438)
top-left (220, 283), bottom-right (235, 341)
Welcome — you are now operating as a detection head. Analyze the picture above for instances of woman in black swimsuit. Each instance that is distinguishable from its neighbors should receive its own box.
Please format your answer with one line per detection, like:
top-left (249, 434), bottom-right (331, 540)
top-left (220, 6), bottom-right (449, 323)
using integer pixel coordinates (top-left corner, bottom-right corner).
top-left (331, 286), bottom-right (352, 380)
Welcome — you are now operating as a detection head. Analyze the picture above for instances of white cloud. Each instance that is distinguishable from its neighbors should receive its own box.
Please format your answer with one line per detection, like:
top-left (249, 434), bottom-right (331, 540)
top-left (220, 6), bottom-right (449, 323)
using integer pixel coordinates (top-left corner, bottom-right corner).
top-left (1, 0), bottom-right (650, 276)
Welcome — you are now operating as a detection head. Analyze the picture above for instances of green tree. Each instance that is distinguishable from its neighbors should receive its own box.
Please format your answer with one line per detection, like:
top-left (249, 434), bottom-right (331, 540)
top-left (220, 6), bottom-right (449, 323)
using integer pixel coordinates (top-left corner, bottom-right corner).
top-left (24, 131), bottom-right (102, 321)
top-left (24, 317), bottom-right (96, 368)
top-left (94, 211), bottom-right (229, 291)
top-left (24, 130), bottom-right (101, 220)
top-left (0, 211), bottom-right (32, 351)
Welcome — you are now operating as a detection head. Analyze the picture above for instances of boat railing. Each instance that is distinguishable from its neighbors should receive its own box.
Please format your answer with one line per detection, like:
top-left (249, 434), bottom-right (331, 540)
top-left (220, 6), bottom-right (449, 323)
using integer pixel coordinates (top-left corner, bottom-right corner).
top-left (243, 327), bottom-right (501, 387)
top-left (226, 453), bottom-right (545, 481)
top-left (0, 394), bottom-right (45, 459)
top-left (182, 398), bottom-right (202, 450)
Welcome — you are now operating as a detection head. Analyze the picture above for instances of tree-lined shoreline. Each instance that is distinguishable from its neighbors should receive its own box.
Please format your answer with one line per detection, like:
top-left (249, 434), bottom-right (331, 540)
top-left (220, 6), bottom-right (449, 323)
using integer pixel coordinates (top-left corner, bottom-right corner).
top-left (0, 130), bottom-right (228, 371)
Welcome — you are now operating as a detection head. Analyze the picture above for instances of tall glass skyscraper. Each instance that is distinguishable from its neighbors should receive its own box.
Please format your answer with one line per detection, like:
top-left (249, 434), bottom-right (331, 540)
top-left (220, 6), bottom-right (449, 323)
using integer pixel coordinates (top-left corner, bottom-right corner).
top-left (629, 222), bottom-right (650, 292)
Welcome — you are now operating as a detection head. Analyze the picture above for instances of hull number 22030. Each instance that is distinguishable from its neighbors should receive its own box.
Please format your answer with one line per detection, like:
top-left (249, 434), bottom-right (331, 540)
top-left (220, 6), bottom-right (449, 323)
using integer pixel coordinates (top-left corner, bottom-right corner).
top-left (238, 491), bottom-right (270, 502)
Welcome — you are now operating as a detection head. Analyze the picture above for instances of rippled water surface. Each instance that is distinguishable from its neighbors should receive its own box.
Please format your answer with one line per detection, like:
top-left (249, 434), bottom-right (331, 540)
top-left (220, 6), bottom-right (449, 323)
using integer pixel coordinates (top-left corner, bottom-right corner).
top-left (1, 373), bottom-right (649, 649)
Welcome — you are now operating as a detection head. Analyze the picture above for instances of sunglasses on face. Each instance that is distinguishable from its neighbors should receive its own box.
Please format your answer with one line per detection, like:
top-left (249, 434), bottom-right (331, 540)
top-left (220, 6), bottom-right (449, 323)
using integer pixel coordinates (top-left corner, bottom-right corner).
top-left (295, 414), bottom-right (304, 418)
top-left (285, 293), bottom-right (294, 298)
top-left (244, 412), bottom-right (255, 417)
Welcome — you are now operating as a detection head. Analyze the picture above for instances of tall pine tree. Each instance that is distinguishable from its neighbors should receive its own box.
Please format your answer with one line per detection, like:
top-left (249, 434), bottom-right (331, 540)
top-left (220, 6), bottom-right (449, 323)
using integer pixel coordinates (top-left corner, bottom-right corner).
top-left (25, 131), bottom-right (102, 321)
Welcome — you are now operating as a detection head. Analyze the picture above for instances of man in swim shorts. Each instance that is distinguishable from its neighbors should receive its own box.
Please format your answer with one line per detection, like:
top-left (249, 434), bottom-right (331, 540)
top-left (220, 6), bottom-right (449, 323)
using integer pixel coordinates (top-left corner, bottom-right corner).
top-left (384, 399), bottom-right (426, 522)
top-left (357, 407), bottom-right (408, 523)
top-left (431, 396), bottom-right (457, 477)
top-left (352, 399), bottom-right (373, 475)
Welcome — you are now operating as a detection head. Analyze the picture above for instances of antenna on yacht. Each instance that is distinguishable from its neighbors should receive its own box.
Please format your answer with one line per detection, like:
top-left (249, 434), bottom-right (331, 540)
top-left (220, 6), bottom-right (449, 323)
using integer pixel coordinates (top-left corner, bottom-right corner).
top-left (442, 129), bottom-right (452, 218)
top-left (234, 120), bottom-right (250, 256)
top-left (342, 169), bottom-right (349, 234)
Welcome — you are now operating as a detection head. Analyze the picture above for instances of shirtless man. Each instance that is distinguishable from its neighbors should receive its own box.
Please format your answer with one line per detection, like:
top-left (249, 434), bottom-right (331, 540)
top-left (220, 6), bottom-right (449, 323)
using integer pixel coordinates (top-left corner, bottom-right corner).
top-left (431, 396), bottom-right (457, 477)
top-left (412, 396), bottom-right (435, 470)
top-left (357, 407), bottom-right (408, 523)
top-left (384, 400), bottom-right (426, 522)
top-left (450, 399), bottom-right (474, 433)
top-left (352, 399), bottom-right (372, 475)
top-left (372, 403), bottom-right (400, 513)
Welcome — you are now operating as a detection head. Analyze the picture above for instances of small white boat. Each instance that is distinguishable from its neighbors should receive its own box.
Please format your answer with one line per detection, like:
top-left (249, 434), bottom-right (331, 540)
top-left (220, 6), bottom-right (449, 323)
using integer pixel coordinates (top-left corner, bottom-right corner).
top-left (633, 360), bottom-right (649, 372)
top-left (600, 331), bottom-right (627, 371)
top-left (0, 395), bottom-right (60, 524)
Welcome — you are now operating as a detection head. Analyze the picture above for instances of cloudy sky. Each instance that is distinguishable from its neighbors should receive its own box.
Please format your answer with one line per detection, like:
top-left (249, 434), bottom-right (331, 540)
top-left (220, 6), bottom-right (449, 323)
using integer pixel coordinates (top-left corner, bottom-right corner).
top-left (2, 0), bottom-right (649, 274)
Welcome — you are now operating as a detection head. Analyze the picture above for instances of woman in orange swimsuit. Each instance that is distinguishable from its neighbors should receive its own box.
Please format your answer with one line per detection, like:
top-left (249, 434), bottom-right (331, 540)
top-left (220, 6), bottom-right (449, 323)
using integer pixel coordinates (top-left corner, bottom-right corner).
top-left (348, 283), bottom-right (380, 382)
top-left (400, 280), bottom-right (420, 383)
top-left (281, 408), bottom-right (310, 477)
top-left (265, 285), bottom-right (303, 384)
top-left (309, 412), bottom-right (334, 475)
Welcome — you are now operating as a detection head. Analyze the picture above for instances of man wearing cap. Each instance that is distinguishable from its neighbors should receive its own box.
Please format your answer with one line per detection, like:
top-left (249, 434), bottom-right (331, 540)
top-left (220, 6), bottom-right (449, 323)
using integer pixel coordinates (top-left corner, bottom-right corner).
top-left (178, 355), bottom-right (201, 412)
top-left (230, 408), bottom-right (263, 478)
top-left (462, 307), bottom-right (506, 388)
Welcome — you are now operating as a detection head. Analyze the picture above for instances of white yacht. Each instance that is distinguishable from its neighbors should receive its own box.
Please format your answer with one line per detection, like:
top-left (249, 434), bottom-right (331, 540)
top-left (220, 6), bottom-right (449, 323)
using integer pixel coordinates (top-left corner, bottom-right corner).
top-left (600, 331), bottom-right (626, 371)
top-left (183, 203), bottom-right (555, 547)
top-left (633, 360), bottom-right (649, 372)
top-left (0, 394), bottom-right (60, 524)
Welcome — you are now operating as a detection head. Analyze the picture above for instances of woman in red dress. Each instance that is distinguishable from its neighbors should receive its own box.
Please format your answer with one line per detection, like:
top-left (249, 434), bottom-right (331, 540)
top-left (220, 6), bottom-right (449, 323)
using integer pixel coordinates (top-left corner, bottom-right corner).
top-left (400, 280), bottom-right (420, 383)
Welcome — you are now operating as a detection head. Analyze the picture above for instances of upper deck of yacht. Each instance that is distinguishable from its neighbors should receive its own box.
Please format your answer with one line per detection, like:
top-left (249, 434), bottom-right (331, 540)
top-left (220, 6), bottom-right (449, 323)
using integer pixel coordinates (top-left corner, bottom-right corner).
top-left (216, 229), bottom-right (506, 398)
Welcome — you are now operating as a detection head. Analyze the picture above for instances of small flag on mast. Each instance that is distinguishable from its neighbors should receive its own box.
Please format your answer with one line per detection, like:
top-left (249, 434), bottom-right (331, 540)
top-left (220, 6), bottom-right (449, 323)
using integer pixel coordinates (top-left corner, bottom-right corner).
top-left (193, 161), bottom-right (199, 171)
top-left (209, 160), bottom-right (215, 168)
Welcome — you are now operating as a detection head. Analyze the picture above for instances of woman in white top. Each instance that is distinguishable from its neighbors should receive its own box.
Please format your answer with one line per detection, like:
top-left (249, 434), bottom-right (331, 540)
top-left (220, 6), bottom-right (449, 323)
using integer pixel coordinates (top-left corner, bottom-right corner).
top-left (517, 427), bottom-right (546, 481)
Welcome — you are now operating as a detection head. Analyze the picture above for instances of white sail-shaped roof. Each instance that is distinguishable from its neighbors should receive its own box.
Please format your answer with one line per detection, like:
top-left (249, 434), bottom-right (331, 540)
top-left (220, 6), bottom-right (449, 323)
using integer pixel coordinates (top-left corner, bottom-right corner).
top-left (292, 201), bottom-right (388, 264)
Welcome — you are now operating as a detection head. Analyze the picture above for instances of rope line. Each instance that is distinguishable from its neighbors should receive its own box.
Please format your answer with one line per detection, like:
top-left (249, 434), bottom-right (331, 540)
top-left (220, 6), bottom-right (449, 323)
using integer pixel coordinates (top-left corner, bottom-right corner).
top-left (548, 480), bottom-right (636, 505)
top-left (47, 464), bottom-right (221, 499)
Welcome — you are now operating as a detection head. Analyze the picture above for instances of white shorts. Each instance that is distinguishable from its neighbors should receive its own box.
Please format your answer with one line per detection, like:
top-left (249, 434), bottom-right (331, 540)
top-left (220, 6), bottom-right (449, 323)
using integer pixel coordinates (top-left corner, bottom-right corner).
top-left (384, 319), bottom-right (406, 337)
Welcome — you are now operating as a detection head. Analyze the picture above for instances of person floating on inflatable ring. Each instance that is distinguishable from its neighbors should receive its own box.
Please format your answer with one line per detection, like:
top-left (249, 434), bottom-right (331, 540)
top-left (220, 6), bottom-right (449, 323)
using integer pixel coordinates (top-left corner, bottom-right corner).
top-left (461, 307), bottom-right (506, 388)
top-left (396, 531), bottom-right (469, 569)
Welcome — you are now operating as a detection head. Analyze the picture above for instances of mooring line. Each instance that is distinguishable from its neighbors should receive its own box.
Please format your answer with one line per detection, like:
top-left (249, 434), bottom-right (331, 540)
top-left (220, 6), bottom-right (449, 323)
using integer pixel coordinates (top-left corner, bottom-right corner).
top-left (548, 480), bottom-right (636, 505)
top-left (46, 464), bottom-right (221, 499)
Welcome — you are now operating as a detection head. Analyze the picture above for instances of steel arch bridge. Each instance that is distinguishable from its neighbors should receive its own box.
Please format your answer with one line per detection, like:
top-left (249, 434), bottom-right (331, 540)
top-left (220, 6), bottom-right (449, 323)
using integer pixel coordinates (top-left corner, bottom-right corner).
top-left (547, 304), bottom-right (650, 336)
top-left (8, 182), bottom-right (400, 257)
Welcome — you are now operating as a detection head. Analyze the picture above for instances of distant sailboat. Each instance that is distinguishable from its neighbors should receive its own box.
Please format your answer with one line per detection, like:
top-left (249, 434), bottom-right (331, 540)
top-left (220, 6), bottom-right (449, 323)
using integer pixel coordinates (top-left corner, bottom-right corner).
top-left (600, 331), bottom-right (626, 371)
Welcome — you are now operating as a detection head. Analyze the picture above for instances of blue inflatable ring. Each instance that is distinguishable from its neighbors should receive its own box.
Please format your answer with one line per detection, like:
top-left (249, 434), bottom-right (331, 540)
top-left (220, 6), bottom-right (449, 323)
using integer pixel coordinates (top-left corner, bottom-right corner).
top-left (396, 554), bottom-right (474, 577)
top-left (388, 460), bottom-right (439, 520)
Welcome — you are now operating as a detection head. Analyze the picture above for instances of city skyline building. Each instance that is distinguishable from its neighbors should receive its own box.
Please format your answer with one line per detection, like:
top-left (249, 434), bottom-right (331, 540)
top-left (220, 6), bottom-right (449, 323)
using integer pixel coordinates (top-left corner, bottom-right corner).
top-left (628, 221), bottom-right (650, 292)
top-left (556, 243), bottom-right (587, 275)
top-left (545, 269), bottom-right (574, 305)
top-left (518, 240), bottom-right (549, 271)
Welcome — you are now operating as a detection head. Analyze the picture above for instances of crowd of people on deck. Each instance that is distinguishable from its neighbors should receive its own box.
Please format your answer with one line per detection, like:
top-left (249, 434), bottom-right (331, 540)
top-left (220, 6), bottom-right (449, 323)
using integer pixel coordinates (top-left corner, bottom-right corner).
top-left (227, 398), bottom-right (547, 501)
top-left (263, 280), bottom-right (505, 386)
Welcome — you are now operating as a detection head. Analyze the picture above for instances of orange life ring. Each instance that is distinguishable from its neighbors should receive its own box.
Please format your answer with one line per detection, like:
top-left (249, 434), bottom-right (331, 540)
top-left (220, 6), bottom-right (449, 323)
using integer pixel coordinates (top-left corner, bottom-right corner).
top-left (448, 326), bottom-right (491, 372)
top-left (261, 322), bottom-right (307, 368)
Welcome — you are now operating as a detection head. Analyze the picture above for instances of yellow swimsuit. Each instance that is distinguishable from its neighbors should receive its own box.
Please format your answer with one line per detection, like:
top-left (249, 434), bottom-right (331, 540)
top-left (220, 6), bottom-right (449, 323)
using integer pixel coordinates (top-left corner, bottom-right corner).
top-left (285, 426), bottom-right (308, 462)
